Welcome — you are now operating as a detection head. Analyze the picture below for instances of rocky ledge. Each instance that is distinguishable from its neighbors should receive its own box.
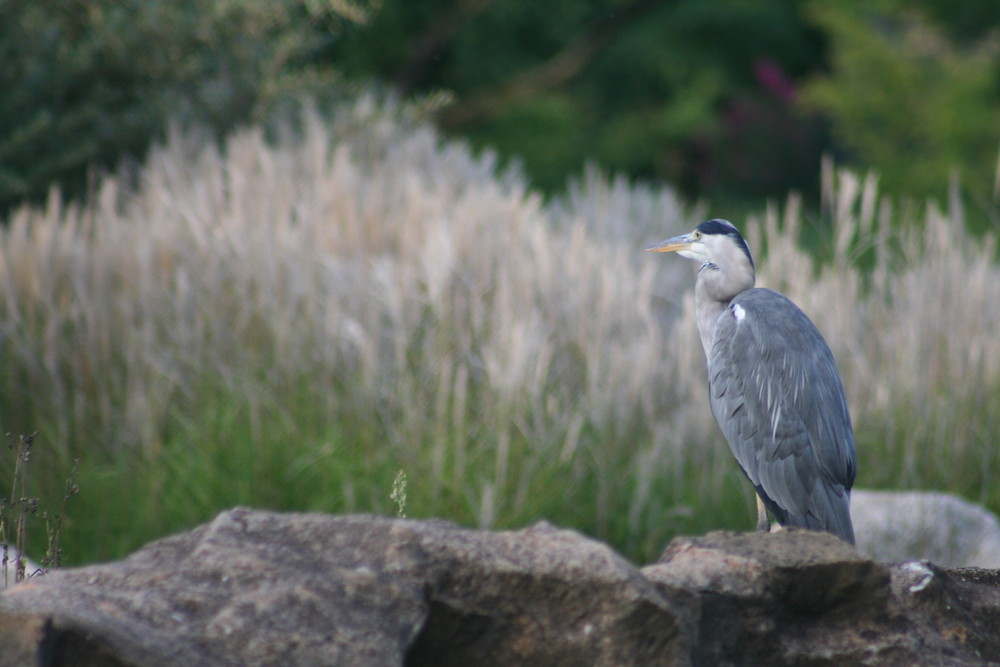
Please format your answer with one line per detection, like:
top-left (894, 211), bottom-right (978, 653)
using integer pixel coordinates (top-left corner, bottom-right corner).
top-left (2, 509), bottom-right (1000, 666)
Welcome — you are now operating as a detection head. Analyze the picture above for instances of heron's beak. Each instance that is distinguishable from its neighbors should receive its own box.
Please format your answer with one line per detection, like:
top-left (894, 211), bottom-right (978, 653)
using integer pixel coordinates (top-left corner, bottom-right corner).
top-left (645, 233), bottom-right (694, 253)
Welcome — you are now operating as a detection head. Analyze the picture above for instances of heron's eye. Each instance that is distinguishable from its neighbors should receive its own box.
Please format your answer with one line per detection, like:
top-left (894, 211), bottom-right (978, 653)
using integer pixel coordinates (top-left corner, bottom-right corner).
top-left (692, 230), bottom-right (702, 241)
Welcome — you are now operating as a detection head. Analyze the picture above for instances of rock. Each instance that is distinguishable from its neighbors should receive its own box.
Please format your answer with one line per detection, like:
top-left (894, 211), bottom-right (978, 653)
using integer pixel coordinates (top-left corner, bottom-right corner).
top-left (0, 613), bottom-right (54, 667)
top-left (0, 510), bottom-right (692, 667)
top-left (2, 509), bottom-right (1000, 666)
top-left (649, 529), bottom-right (1000, 665)
top-left (649, 529), bottom-right (888, 610)
top-left (852, 490), bottom-right (1000, 567)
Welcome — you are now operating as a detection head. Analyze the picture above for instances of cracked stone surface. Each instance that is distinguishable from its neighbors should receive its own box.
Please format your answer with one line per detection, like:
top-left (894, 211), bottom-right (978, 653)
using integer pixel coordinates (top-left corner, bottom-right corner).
top-left (2, 510), bottom-right (1000, 666)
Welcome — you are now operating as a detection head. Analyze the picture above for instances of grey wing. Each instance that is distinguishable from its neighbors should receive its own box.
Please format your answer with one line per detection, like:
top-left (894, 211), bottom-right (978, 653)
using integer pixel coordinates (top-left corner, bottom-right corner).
top-left (707, 288), bottom-right (856, 543)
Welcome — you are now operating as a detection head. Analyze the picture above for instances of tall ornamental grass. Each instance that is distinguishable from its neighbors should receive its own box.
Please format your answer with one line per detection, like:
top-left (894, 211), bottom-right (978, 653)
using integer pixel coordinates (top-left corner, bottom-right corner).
top-left (1, 97), bottom-right (998, 564)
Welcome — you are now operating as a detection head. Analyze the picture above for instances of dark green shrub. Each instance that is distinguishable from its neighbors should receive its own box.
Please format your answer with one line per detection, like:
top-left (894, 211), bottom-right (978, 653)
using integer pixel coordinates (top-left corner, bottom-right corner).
top-left (0, 0), bottom-right (363, 215)
top-left (802, 3), bottom-right (1000, 209)
top-left (328, 0), bottom-right (831, 200)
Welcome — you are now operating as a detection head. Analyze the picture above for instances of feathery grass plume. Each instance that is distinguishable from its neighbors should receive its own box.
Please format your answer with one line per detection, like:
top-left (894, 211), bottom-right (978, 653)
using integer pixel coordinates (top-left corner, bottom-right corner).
top-left (391, 469), bottom-right (408, 519)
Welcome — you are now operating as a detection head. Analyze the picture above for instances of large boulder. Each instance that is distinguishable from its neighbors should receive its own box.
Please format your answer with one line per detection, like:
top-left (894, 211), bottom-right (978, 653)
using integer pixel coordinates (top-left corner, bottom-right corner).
top-left (0, 510), bottom-right (692, 666)
top-left (650, 531), bottom-right (1000, 665)
top-left (1, 509), bottom-right (999, 666)
top-left (852, 489), bottom-right (1000, 567)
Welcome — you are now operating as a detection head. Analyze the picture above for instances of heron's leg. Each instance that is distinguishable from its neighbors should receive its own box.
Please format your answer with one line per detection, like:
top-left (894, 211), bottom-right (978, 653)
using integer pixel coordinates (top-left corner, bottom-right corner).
top-left (755, 494), bottom-right (771, 532)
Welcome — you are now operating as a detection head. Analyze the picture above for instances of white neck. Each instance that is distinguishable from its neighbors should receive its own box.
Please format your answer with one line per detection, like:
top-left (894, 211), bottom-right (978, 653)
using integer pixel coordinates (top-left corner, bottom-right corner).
top-left (694, 260), bottom-right (755, 358)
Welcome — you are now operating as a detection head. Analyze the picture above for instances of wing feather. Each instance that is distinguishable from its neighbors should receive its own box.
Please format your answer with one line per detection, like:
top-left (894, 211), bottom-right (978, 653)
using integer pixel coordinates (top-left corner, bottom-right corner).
top-left (707, 288), bottom-right (856, 543)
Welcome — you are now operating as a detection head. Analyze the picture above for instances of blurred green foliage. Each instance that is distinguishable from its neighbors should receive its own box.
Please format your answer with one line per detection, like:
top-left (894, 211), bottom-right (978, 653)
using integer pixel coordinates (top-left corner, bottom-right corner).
top-left (802, 2), bottom-right (1000, 209)
top-left (0, 0), bottom-right (358, 213)
top-left (330, 0), bottom-right (1000, 215)
top-left (329, 0), bottom-right (831, 203)
top-left (1, 0), bottom-right (998, 217)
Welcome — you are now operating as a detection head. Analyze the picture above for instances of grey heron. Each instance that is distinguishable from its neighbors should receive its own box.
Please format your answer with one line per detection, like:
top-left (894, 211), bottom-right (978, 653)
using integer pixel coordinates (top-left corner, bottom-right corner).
top-left (648, 219), bottom-right (856, 544)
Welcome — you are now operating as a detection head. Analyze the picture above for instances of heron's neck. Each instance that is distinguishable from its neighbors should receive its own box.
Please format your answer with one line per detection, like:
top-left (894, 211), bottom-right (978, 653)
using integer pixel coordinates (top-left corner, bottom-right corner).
top-left (694, 260), bottom-right (755, 358)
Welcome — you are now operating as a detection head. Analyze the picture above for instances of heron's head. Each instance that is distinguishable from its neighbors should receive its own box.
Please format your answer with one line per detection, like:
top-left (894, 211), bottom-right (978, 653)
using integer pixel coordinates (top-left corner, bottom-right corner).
top-left (646, 219), bottom-right (755, 272)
